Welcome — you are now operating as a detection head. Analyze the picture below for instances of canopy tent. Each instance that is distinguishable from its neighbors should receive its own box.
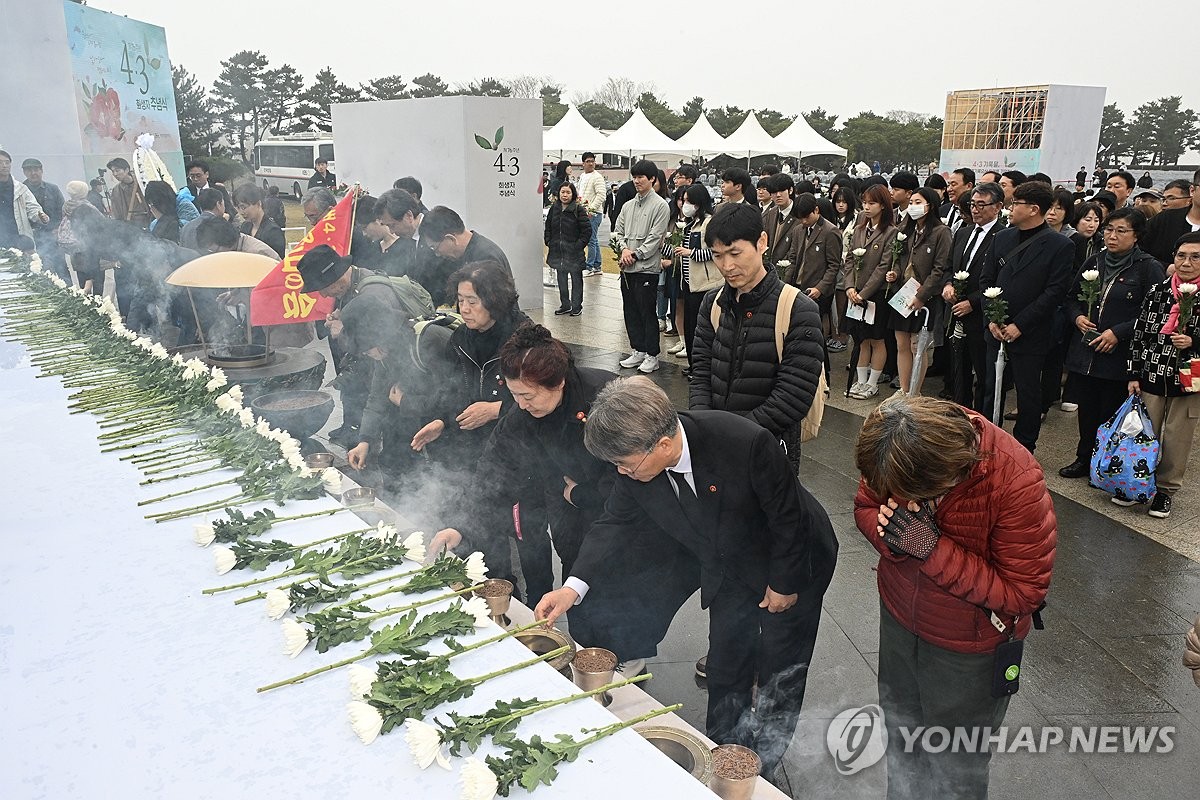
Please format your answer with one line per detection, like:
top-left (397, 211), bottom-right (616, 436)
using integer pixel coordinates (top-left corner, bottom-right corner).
top-left (719, 113), bottom-right (782, 158)
top-left (673, 114), bottom-right (727, 157)
top-left (542, 104), bottom-right (607, 157)
top-left (600, 108), bottom-right (686, 157)
top-left (771, 115), bottom-right (847, 158)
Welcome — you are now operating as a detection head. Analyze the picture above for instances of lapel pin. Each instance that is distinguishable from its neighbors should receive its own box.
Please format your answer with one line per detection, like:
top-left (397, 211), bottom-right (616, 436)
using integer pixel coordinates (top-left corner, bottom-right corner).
top-left (708, 484), bottom-right (717, 493)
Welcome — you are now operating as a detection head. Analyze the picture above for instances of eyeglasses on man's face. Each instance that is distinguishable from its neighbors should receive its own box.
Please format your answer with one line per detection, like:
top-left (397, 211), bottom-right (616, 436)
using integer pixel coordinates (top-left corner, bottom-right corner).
top-left (969, 200), bottom-right (999, 209)
top-left (1103, 226), bottom-right (1134, 236)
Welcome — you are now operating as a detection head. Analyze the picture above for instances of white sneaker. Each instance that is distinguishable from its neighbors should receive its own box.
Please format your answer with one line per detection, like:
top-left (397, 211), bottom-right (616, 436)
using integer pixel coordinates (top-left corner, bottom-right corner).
top-left (893, 389), bottom-right (908, 398)
top-left (675, 346), bottom-right (688, 359)
top-left (616, 658), bottom-right (646, 677)
top-left (638, 354), bottom-right (660, 373)
top-left (667, 340), bottom-right (686, 355)
top-left (619, 351), bottom-right (646, 368)
top-left (657, 318), bottom-right (667, 331)
top-left (1060, 402), bottom-right (1079, 412)
top-left (847, 382), bottom-right (866, 399)
top-left (857, 382), bottom-right (879, 398)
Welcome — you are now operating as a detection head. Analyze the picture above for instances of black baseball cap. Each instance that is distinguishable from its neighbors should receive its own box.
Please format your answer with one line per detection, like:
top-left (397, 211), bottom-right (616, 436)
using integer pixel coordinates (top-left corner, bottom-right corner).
top-left (296, 244), bottom-right (351, 293)
top-left (21, 158), bottom-right (42, 169)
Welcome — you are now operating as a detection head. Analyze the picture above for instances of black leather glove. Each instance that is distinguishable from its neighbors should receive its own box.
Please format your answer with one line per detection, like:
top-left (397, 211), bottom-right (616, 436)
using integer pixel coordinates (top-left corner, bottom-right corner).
top-left (880, 503), bottom-right (941, 559)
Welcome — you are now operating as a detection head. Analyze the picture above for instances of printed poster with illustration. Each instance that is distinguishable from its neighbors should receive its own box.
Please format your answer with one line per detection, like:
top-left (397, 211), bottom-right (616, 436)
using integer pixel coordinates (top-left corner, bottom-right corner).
top-left (62, 0), bottom-right (185, 185)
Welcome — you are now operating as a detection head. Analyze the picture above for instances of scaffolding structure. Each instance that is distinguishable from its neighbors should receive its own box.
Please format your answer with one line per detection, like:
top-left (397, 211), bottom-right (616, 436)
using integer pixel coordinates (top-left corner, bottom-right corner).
top-left (942, 86), bottom-right (1049, 151)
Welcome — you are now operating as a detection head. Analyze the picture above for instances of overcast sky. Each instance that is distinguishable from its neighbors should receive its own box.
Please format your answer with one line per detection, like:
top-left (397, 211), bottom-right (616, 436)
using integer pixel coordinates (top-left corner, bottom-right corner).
top-left (95, 0), bottom-right (1197, 127)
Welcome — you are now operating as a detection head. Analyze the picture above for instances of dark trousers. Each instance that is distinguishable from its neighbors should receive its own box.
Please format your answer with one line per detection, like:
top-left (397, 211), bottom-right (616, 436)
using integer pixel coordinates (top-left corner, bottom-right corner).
top-left (708, 581), bottom-right (822, 775)
top-left (982, 341), bottom-right (1046, 452)
top-left (513, 495), bottom-right (551, 604)
top-left (878, 602), bottom-right (1010, 800)
top-left (1041, 333), bottom-right (1070, 412)
top-left (682, 288), bottom-right (707, 367)
top-left (1071, 373), bottom-right (1130, 462)
top-left (950, 315), bottom-right (988, 411)
top-left (620, 271), bottom-right (661, 356)
top-left (555, 265), bottom-right (583, 311)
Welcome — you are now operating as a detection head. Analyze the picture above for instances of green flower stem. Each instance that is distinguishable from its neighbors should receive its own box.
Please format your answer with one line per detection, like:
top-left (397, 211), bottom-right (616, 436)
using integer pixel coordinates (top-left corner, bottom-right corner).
top-left (147, 491), bottom-right (258, 522)
top-left (128, 442), bottom-right (205, 464)
top-left (469, 673), bottom-right (653, 733)
top-left (137, 477), bottom-right (238, 506)
top-left (343, 583), bottom-right (479, 622)
top-left (100, 431), bottom-right (190, 453)
top-left (97, 420), bottom-right (178, 442)
top-left (233, 556), bottom-right (425, 605)
top-left (462, 646), bottom-right (572, 687)
top-left (137, 452), bottom-right (219, 473)
top-left (573, 704), bottom-right (683, 749)
top-left (138, 459), bottom-right (223, 484)
top-left (254, 619), bottom-right (551, 694)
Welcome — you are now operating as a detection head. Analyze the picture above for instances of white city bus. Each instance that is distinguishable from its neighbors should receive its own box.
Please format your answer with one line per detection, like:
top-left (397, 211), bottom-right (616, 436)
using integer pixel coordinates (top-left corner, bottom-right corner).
top-left (252, 137), bottom-right (336, 199)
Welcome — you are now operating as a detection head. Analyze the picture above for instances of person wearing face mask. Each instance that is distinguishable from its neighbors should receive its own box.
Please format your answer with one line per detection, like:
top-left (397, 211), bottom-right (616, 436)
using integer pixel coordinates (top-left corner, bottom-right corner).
top-left (663, 184), bottom-right (720, 369)
top-left (886, 187), bottom-right (952, 396)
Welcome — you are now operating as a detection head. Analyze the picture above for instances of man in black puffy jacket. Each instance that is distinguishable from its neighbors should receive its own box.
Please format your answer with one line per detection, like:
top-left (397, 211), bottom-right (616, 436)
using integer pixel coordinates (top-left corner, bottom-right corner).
top-left (690, 202), bottom-right (825, 472)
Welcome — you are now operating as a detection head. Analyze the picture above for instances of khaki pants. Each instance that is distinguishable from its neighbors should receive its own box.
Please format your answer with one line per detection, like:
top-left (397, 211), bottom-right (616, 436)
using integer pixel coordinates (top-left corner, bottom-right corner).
top-left (1141, 392), bottom-right (1200, 494)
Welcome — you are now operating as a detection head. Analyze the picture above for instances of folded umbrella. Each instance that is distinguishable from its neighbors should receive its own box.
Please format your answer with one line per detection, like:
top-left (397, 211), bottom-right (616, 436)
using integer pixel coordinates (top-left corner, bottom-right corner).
top-left (908, 307), bottom-right (932, 396)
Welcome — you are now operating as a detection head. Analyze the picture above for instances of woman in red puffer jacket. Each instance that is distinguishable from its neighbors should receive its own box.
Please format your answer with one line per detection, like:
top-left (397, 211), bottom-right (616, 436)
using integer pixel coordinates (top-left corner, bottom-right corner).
top-left (854, 396), bottom-right (1055, 800)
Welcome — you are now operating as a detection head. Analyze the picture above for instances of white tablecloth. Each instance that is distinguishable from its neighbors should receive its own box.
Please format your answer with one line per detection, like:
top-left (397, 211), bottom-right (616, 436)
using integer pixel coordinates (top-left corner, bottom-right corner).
top-left (0, 328), bottom-right (717, 799)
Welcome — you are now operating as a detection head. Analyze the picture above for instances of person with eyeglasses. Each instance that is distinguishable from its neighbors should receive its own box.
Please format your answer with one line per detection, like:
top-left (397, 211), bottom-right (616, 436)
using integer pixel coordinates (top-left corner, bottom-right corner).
top-left (1160, 179), bottom-right (1193, 211)
top-left (232, 183), bottom-right (285, 259)
top-left (1127, 232), bottom-right (1200, 519)
top-left (979, 182), bottom-right (1076, 452)
top-left (1058, 208), bottom-right (1164, 480)
top-left (535, 377), bottom-right (837, 783)
top-left (942, 183), bottom-right (1006, 410)
top-left (1140, 171), bottom-right (1200, 265)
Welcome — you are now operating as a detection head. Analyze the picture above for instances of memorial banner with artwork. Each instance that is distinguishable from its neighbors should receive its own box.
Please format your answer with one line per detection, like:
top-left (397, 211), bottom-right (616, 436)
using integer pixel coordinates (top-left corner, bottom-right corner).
top-left (62, 0), bottom-right (184, 185)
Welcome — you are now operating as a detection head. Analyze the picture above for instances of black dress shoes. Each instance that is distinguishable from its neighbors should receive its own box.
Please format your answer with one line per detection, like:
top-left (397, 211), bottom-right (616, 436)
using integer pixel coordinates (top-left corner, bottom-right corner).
top-left (1058, 459), bottom-right (1089, 479)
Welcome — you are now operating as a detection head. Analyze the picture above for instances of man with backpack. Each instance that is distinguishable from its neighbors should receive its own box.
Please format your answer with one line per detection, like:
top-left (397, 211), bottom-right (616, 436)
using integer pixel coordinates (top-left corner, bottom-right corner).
top-left (688, 201), bottom-right (827, 679)
top-left (297, 243), bottom-right (433, 447)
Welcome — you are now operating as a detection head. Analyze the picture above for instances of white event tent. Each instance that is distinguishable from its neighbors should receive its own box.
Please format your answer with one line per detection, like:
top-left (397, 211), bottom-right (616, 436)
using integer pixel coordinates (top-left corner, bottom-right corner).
top-left (600, 108), bottom-right (686, 157)
top-left (673, 113), bottom-right (727, 157)
top-left (542, 104), bottom-right (607, 158)
top-left (771, 114), bottom-right (847, 159)
top-left (720, 113), bottom-right (781, 159)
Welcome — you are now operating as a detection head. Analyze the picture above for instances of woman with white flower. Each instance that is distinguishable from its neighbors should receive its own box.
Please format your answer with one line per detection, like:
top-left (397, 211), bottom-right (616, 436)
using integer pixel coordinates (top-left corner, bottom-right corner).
top-left (887, 187), bottom-right (952, 396)
top-left (1059, 207), bottom-right (1164, 481)
top-left (1126, 232), bottom-right (1200, 519)
top-left (845, 184), bottom-right (899, 399)
top-left (664, 184), bottom-right (720, 369)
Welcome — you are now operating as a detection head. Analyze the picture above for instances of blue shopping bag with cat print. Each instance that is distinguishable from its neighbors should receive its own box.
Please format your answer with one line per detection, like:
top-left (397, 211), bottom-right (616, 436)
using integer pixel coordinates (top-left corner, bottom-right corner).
top-left (1089, 394), bottom-right (1159, 504)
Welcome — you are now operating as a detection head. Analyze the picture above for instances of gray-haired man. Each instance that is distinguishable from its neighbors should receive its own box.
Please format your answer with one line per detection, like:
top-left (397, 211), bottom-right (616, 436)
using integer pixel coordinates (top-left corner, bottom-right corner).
top-left (535, 377), bottom-right (838, 778)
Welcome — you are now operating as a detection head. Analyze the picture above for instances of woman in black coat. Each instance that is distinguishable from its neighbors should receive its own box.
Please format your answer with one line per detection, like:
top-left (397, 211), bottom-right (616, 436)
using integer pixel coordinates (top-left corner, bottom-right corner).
top-left (428, 323), bottom-right (618, 607)
top-left (1059, 207), bottom-right (1165, 479)
top-left (544, 182), bottom-right (590, 315)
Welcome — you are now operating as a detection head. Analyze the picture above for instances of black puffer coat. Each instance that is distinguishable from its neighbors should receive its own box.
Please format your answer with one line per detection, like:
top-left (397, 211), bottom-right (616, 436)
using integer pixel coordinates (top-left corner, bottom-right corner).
top-left (544, 201), bottom-right (590, 269)
top-left (690, 269), bottom-right (824, 439)
top-left (1065, 247), bottom-right (1164, 381)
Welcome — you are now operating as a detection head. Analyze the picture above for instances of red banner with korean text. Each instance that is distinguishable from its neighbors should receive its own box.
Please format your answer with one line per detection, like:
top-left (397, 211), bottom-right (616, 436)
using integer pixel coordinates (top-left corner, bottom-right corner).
top-left (249, 191), bottom-right (356, 326)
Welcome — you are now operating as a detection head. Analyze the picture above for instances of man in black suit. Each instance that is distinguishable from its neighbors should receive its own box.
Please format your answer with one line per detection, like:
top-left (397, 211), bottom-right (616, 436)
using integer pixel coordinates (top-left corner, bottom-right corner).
top-left (762, 174), bottom-right (803, 272)
top-left (536, 377), bottom-right (838, 777)
top-left (941, 167), bottom-right (975, 232)
top-left (1141, 173), bottom-right (1200, 264)
top-left (980, 182), bottom-right (1075, 451)
top-left (942, 182), bottom-right (1005, 410)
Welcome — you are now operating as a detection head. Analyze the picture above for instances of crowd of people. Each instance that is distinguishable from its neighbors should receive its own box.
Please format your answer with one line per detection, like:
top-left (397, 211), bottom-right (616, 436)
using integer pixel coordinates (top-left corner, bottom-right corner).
top-left (6, 141), bottom-right (1200, 797)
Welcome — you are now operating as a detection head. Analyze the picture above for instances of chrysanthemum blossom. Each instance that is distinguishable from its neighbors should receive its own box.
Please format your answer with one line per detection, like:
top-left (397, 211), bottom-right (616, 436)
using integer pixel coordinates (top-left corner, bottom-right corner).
top-left (464, 551), bottom-right (488, 584)
top-left (281, 618), bottom-right (311, 658)
top-left (460, 596), bottom-right (492, 628)
top-left (459, 758), bottom-right (499, 800)
top-left (405, 718), bottom-right (451, 769)
top-left (348, 700), bottom-right (384, 745)
top-left (213, 546), bottom-right (237, 575)
top-left (193, 522), bottom-right (216, 547)
top-left (264, 589), bottom-right (291, 620)
top-left (348, 664), bottom-right (377, 698)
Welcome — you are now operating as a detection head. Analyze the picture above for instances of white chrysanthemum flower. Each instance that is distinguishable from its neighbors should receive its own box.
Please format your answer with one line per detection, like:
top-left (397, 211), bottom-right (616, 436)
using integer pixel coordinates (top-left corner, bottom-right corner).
top-left (953, 271), bottom-right (970, 281)
top-left (171, 353), bottom-right (185, 366)
top-left (213, 546), bottom-right (237, 574)
top-left (348, 700), bottom-right (384, 745)
top-left (369, 522), bottom-right (398, 542)
top-left (264, 589), bottom-right (291, 620)
top-left (254, 419), bottom-right (273, 438)
top-left (148, 343), bottom-right (170, 360)
top-left (48, 274), bottom-right (67, 289)
top-left (775, 260), bottom-right (791, 268)
top-left (460, 596), bottom-right (492, 628)
top-left (279, 437), bottom-right (302, 456)
top-left (226, 385), bottom-right (243, 404)
top-left (237, 407), bottom-right (256, 428)
top-left (1180, 283), bottom-right (1198, 296)
top-left (193, 522), bottom-right (216, 547)
top-left (405, 718), bottom-right (451, 769)
top-left (214, 394), bottom-right (239, 414)
top-left (852, 248), bottom-right (867, 257)
top-left (463, 551), bottom-right (487, 584)
top-left (205, 375), bottom-right (228, 393)
top-left (459, 757), bottom-right (499, 800)
top-left (983, 287), bottom-right (1004, 300)
top-left (348, 664), bottom-right (377, 698)
top-left (29, 258), bottom-right (42, 274)
top-left (321, 467), bottom-right (342, 494)
top-left (286, 453), bottom-right (307, 472)
top-left (281, 618), bottom-right (312, 658)
top-left (402, 531), bottom-right (425, 562)
top-left (132, 336), bottom-right (153, 351)
top-left (895, 232), bottom-right (908, 241)
top-left (1001, 208), bottom-right (1011, 218)
top-left (1081, 269), bottom-right (1100, 283)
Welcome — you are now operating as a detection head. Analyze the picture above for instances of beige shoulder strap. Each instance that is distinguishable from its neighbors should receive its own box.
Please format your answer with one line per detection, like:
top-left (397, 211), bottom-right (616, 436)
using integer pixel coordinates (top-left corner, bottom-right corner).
top-left (775, 283), bottom-right (800, 362)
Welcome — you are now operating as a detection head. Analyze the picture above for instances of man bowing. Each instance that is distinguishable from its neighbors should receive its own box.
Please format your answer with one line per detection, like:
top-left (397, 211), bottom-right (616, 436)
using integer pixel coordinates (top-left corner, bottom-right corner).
top-left (536, 377), bottom-right (837, 778)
